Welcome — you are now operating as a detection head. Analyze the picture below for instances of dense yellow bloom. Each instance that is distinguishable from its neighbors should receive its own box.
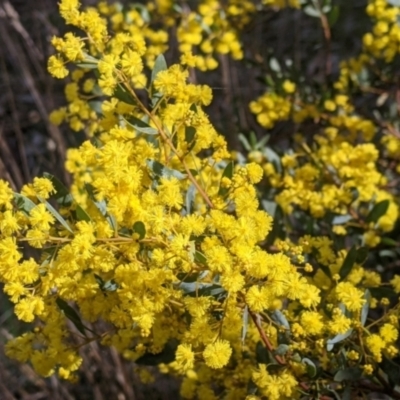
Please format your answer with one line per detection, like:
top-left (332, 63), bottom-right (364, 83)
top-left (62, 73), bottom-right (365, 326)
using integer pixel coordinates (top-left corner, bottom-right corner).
top-left (48, 55), bottom-right (69, 79)
top-left (175, 344), bottom-right (195, 372)
top-left (335, 282), bottom-right (366, 312)
top-left (380, 324), bottom-right (398, 344)
top-left (29, 204), bottom-right (55, 231)
top-left (203, 340), bottom-right (232, 369)
top-left (300, 311), bottom-right (324, 336)
top-left (32, 177), bottom-right (55, 199)
top-left (366, 334), bottom-right (385, 362)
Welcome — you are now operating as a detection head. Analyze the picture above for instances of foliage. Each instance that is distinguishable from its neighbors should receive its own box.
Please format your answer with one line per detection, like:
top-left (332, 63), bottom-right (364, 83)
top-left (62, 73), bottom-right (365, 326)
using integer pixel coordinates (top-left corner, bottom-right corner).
top-left (1, 0), bottom-right (400, 399)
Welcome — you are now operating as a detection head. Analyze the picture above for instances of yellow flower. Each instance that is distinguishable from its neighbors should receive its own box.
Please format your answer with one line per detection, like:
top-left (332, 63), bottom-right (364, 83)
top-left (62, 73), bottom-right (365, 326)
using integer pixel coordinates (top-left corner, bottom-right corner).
top-left (0, 180), bottom-right (14, 208)
top-left (32, 177), bottom-right (55, 199)
top-left (121, 50), bottom-right (143, 78)
top-left (48, 55), bottom-right (69, 79)
top-left (246, 163), bottom-right (263, 184)
top-left (379, 323), bottom-right (398, 344)
top-left (175, 344), bottom-right (195, 372)
top-left (282, 80), bottom-right (296, 94)
top-left (335, 282), bottom-right (366, 312)
top-left (29, 204), bottom-right (55, 231)
top-left (203, 340), bottom-right (232, 369)
top-left (300, 311), bottom-right (324, 335)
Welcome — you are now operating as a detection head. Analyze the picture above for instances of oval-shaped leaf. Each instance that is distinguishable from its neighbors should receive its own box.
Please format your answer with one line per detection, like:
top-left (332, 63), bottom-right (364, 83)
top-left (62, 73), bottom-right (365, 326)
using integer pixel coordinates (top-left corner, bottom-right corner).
top-left (38, 197), bottom-right (73, 234)
top-left (124, 116), bottom-right (158, 135)
top-left (113, 84), bottom-right (136, 105)
top-left (327, 329), bottom-right (353, 351)
top-left (334, 367), bottom-right (362, 382)
top-left (339, 246), bottom-right (357, 280)
top-left (14, 193), bottom-right (36, 214)
top-left (151, 54), bottom-right (167, 86)
top-left (366, 199), bottom-right (390, 223)
top-left (133, 221), bottom-right (146, 240)
top-left (303, 357), bottom-right (318, 378)
top-left (361, 290), bottom-right (371, 327)
top-left (56, 298), bottom-right (86, 336)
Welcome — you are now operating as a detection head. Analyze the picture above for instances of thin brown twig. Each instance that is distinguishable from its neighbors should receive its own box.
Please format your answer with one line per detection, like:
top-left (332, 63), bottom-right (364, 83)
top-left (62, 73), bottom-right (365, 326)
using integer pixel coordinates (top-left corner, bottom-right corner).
top-left (248, 309), bottom-right (286, 365)
top-left (314, 0), bottom-right (332, 78)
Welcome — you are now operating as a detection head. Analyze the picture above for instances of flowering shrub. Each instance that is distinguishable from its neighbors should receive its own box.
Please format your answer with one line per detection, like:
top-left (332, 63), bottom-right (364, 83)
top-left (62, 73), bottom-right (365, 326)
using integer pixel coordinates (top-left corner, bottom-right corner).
top-left (1, 0), bottom-right (400, 399)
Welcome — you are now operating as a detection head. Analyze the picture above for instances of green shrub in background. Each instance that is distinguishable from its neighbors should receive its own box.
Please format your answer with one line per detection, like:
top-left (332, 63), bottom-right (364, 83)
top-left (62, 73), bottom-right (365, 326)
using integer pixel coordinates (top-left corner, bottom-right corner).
top-left (1, 0), bottom-right (400, 398)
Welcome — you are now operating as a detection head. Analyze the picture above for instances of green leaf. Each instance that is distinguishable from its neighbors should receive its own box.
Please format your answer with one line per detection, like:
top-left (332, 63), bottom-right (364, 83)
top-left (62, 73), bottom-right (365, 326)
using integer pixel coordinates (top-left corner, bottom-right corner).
top-left (360, 290), bottom-right (370, 327)
top-left (185, 126), bottom-right (196, 151)
top-left (75, 206), bottom-right (92, 222)
top-left (381, 356), bottom-right (400, 387)
top-left (366, 199), bottom-right (390, 223)
top-left (327, 5), bottom-right (340, 26)
top-left (43, 173), bottom-right (73, 207)
top-left (222, 161), bottom-right (234, 179)
top-left (194, 251), bottom-right (207, 265)
top-left (147, 160), bottom-right (186, 180)
top-left (269, 57), bottom-right (281, 73)
top-left (44, 173), bottom-right (91, 222)
top-left (218, 161), bottom-right (234, 196)
top-left (88, 101), bottom-right (103, 114)
top-left (185, 184), bottom-right (197, 215)
top-left (332, 215), bottom-right (352, 225)
top-left (327, 329), bottom-right (353, 351)
top-left (262, 200), bottom-right (277, 217)
top-left (242, 306), bottom-right (249, 345)
top-left (13, 193), bottom-right (36, 214)
top-left (151, 54), bottom-right (167, 86)
top-left (303, 5), bottom-right (321, 18)
top-left (113, 84), bottom-right (136, 105)
top-left (274, 344), bottom-right (290, 356)
top-left (84, 184), bottom-right (116, 230)
top-left (334, 367), bottom-right (362, 382)
top-left (94, 274), bottom-right (118, 292)
top-left (238, 134), bottom-right (251, 151)
top-left (38, 197), bottom-right (74, 234)
top-left (339, 246), bottom-right (357, 280)
top-left (263, 148), bottom-right (281, 173)
top-left (355, 246), bottom-right (369, 264)
top-left (319, 263), bottom-right (332, 279)
top-left (380, 237), bottom-right (399, 246)
top-left (256, 341), bottom-right (269, 364)
top-left (369, 287), bottom-right (397, 300)
top-left (271, 310), bottom-right (290, 330)
top-left (76, 53), bottom-right (99, 69)
top-left (178, 281), bottom-right (225, 298)
top-left (56, 298), bottom-right (87, 336)
top-left (133, 221), bottom-right (146, 240)
top-left (124, 116), bottom-right (159, 135)
top-left (133, 3), bottom-right (150, 23)
top-left (135, 339), bottom-right (178, 366)
top-left (302, 358), bottom-right (317, 378)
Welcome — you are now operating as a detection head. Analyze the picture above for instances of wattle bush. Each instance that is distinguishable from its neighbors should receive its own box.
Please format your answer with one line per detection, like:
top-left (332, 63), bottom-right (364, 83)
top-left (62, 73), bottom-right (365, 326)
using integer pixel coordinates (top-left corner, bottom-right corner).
top-left (1, 0), bottom-right (400, 399)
